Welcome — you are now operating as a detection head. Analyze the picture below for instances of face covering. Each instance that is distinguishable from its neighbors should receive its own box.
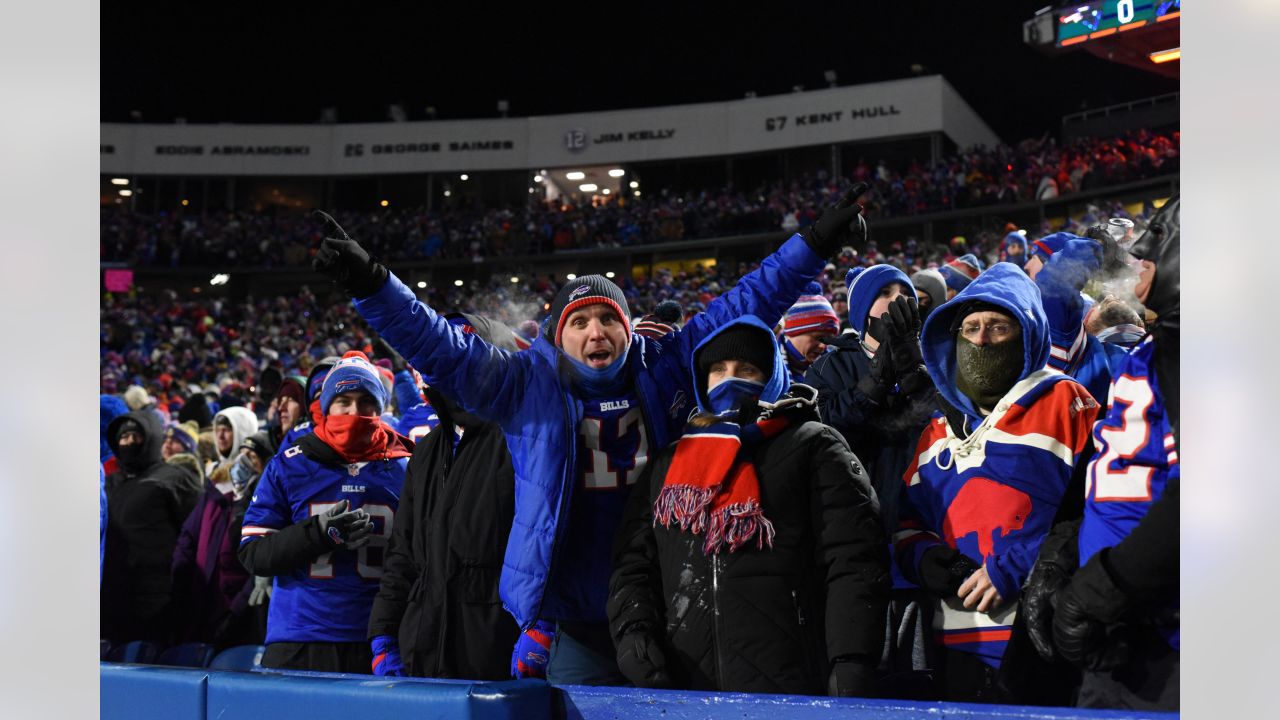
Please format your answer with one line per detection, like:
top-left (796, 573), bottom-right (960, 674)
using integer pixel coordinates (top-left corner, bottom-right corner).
top-left (563, 343), bottom-right (631, 397)
top-left (115, 444), bottom-right (147, 473)
top-left (230, 455), bottom-right (257, 492)
top-left (706, 378), bottom-right (765, 414)
top-left (954, 334), bottom-right (1024, 412)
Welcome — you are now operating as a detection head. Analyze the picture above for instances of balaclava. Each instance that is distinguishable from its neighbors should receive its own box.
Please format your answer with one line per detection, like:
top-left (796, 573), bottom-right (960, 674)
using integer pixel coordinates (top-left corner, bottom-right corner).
top-left (952, 301), bottom-right (1024, 412)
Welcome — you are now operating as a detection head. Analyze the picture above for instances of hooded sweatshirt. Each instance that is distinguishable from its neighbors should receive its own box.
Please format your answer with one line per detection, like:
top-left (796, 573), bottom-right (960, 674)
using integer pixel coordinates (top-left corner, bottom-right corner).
top-left (211, 406), bottom-right (259, 480)
top-left (893, 263), bottom-right (1099, 667)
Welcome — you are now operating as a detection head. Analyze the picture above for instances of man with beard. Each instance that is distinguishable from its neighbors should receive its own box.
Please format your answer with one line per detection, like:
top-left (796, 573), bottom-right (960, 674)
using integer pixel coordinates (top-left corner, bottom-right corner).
top-left (1023, 196), bottom-right (1180, 711)
top-left (101, 409), bottom-right (204, 644)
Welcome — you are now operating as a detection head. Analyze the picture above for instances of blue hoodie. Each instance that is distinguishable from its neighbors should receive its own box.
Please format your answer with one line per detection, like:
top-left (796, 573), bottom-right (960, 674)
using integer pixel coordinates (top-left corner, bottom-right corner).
top-left (690, 315), bottom-right (790, 413)
top-left (897, 263), bottom-right (1099, 667)
top-left (100, 394), bottom-right (130, 463)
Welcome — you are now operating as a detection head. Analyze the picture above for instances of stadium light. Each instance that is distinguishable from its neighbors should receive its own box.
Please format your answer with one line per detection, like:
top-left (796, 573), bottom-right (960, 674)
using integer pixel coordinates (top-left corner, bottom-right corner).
top-left (417, 281), bottom-right (427, 289)
top-left (566, 273), bottom-right (577, 280)
top-left (118, 189), bottom-right (133, 197)
top-left (565, 171), bottom-right (586, 181)
top-left (460, 174), bottom-right (469, 181)
top-left (380, 199), bottom-right (389, 207)
top-left (110, 178), bottom-right (129, 185)
top-left (454, 279), bottom-right (464, 287)
top-left (510, 276), bottom-right (519, 284)
top-left (629, 181), bottom-right (639, 189)
top-left (533, 174), bottom-right (543, 182)
top-left (605, 271), bottom-right (616, 279)
top-left (602, 188), bottom-right (611, 195)
top-left (608, 169), bottom-right (626, 177)
top-left (634, 191), bottom-right (641, 197)
top-left (209, 273), bottom-right (230, 286)
top-left (528, 188), bottom-right (535, 193)
top-left (1149, 48), bottom-right (1180, 64)
top-left (444, 190), bottom-right (452, 197)
top-left (181, 199), bottom-right (189, 206)
top-left (579, 183), bottom-right (598, 192)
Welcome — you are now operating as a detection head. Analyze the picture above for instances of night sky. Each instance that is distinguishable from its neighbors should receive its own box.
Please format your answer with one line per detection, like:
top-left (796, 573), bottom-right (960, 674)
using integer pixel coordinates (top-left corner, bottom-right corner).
top-left (101, 2), bottom-right (1178, 143)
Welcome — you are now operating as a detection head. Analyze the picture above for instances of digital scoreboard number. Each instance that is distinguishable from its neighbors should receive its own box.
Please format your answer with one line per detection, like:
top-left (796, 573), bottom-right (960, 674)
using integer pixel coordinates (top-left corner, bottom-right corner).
top-left (1057, 0), bottom-right (1180, 46)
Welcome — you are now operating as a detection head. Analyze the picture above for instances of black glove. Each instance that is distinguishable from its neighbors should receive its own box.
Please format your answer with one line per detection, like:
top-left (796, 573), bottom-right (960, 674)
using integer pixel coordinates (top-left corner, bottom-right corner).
top-left (882, 295), bottom-right (929, 395)
top-left (803, 182), bottom-right (869, 258)
top-left (311, 211), bottom-right (389, 298)
top-left (317, 499), bottom-right (373, 550)
top-left (855, 337), bottom-right (895, 406)
top-left (1052, 549), bottom-right (1132, 671)
top-left (1023, 518), bottom-right (1081, 662)
top-left (372, 337), bottom-right (407, 374)
top-left (615, 632), bottom-right (672, 689)
top-left (828, 659), bottom-right (877, 698)
top-left (1084, 223), bottom-right (1129, 276)
top-left (916, 545), bottom-right (981, 596)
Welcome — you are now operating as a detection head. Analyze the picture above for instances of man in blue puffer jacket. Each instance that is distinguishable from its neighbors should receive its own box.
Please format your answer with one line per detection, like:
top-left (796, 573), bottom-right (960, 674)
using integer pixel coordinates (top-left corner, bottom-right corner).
top-left (310, 188), bottom-right (870, 684)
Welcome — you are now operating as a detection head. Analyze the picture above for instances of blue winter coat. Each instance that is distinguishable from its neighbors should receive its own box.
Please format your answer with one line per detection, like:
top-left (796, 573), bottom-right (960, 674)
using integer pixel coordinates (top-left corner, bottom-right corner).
top-left (354, 234), bottom-right (826, 629)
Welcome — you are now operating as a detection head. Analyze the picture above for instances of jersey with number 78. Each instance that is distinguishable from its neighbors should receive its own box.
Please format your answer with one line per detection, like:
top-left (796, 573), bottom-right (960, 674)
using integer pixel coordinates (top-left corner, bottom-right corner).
top-left (1080, 335), bottom-right (1178, 568)
top-left (240, 443), bottom-right (405, 644)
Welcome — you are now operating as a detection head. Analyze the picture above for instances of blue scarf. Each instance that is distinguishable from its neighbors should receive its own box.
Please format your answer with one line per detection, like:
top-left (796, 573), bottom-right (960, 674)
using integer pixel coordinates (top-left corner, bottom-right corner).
top-left (562, 343), bottom-right (631, 397)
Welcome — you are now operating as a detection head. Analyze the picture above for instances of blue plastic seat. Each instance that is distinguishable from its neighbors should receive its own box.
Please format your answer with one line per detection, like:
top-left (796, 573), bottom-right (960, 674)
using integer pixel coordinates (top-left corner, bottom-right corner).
top-left (157, 642), bottom-right (216, 668)
top-left (106, 640), bottom-right (163, 664)
top-left (208, 644), bottom-right (266, 672)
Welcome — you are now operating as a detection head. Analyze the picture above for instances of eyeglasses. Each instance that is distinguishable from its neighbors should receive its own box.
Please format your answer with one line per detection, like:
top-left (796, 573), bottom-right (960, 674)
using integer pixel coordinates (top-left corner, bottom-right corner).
top-left (959, 321), bottom-right (1018, 342)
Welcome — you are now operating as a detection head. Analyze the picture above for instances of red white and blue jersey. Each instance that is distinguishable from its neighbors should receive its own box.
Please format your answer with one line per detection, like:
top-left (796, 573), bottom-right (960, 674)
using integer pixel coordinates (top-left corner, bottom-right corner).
top-left (541, 391), bottom-right (649, 623)
top-left (241, 446), bottom-right (406, 643)
top-left (894, 370), bottom-right (1099, 666)
top-left (1080, 335), bottom-right (1177, 566)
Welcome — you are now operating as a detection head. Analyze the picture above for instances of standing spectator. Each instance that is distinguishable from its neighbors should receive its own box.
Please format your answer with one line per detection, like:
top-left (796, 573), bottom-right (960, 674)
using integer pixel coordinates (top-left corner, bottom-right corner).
top-left (892, 264), bottom-right (1099, 702)
top-left (608, 316), bottom-right (889, 696)
top-left (101, 409), bottom-right (204, 644)
top-left (367, 314), bottom-right (522, 679)
top-left (313, 189), bottom-right (869, 683)
top-left (267, 375), bottom-right (307, 449)
top-left (910, 269), bottom-right (947, 323)
top-left (161, 421), bottom-right (200, 461)
top-left (210, 406), bottom-right (259, 481)
top-left (238, 352), bottom-right (413, 673)
top-left (780, 283), bottom-right (840, 384)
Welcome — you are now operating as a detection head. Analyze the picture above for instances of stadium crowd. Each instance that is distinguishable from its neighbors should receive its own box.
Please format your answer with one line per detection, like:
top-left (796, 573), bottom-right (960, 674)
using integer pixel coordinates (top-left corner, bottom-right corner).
top-left (101, 179), bottom-right (1178, 710)
top-left (100, 130), bottom-right (1177, 267)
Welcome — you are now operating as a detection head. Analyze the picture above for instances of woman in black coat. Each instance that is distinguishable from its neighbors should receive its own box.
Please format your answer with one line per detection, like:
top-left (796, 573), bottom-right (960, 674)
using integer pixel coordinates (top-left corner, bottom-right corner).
top-left (608, 316), bottom-right (890, 697)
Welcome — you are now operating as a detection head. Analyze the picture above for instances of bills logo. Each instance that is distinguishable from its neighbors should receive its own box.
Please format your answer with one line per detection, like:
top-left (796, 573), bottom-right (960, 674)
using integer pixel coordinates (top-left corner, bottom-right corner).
top-left (335, 378), bottom-right (361, 391)
top-left (569, 285), bottom-right (592, 301)
top-left (942, 477), bottom-right (1032, 559)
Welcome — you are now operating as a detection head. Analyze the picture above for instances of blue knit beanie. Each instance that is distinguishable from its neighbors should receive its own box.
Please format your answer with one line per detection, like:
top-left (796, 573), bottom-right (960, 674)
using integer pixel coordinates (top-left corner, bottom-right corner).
top-left (319, 351), bottom-right (387, 416)
top-left (845, 265), bottom-right (914, 336)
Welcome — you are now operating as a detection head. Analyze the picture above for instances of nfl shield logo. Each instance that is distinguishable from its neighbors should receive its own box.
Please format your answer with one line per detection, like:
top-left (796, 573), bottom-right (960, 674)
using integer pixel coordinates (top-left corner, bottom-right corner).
top-left (347, 464), bottom-right (360, 477)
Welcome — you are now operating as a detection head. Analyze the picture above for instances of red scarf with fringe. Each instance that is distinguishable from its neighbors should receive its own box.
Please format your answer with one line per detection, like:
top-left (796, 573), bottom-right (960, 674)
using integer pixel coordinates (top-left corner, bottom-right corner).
top-left (312, 414), bottom-right (413, 464)
top-left (654, 415), bottom-right (790, 554)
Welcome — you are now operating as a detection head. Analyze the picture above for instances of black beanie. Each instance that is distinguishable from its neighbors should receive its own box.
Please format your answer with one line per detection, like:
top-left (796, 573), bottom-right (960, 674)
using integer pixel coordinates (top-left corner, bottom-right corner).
top-left (653, 299), bottom-right (683, 325)
top-left (696, 324), bottom-right (776, 381)
top-left (545, 275), bottom-right (632, 346)
top-left (240, 431), bottom-right (276, 466)
top-left (177, 393), bottom-right (214, 430)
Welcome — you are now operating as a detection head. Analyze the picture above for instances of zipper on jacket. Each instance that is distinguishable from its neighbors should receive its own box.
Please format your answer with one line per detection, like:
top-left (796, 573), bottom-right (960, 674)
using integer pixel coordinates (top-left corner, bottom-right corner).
top-left (530, 389), bottom-right (580, 629)
top-left (791, 589), bottom-right (806, 627)
top-left (433, 435), bottom-right (459, 676)
top-left (711, 552), bottom-right (726, 690)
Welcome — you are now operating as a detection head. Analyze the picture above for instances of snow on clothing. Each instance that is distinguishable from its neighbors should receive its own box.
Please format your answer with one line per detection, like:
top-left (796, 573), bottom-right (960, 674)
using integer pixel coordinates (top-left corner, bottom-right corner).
top-left (893, 263), bottom-right (1100, 668)
top-left (608, 317), bottom-right (889, 693)
top-left (101, 409), bottom-right (204, 643)
top-left (353, 233), bottom-right (828, 631)
top-left (211, 406), bottom-right (259, 473)
top-left (238, 431), bottom-right (410, 644)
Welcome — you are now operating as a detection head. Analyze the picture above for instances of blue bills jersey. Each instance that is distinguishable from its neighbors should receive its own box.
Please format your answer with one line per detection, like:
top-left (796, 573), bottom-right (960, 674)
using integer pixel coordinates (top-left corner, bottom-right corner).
top-left (542, 392), bottom-right (649, 623)
top-left (1080, 335), bottom-right (1178, 566)
top-left (241, 445), bottom-right (406, 643)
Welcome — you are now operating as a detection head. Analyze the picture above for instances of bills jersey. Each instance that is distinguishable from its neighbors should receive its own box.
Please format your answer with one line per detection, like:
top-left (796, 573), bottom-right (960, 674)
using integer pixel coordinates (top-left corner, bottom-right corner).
top-left (1080, 335), bottom-right (1178, 566)
top-left (542, 391), bottom-right (649, 623)
top-left (895, 370), bottom-right (1099, 666)
top-left (241, 444), bottom-right (406, 643)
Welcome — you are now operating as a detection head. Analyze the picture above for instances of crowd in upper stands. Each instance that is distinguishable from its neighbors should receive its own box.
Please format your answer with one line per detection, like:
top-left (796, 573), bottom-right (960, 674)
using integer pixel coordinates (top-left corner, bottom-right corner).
top-left (100, 130), bottom-right (1177, 268)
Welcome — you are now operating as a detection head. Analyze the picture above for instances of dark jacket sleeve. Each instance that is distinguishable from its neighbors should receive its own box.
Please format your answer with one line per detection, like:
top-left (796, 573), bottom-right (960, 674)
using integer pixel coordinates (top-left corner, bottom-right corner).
top-left (1102, 471), bottom-right (1179, 603)
top-left (607, 458), bottom-right (666, 643)
top-left (806, 424), bottom-right (891, 663)
top-left (806, 346), bottom-right (932, 449)
top-left (368, 443), bottom-right (424, 639)
top-left (237, 515), bottom-right (332, 577)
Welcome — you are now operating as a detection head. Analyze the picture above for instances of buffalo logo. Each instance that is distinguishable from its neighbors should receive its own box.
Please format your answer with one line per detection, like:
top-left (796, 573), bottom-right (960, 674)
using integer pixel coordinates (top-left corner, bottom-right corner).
top-left (941, 477), bottom-right (1032, 559)
top-left (568, 285), bottom-right (592, 301)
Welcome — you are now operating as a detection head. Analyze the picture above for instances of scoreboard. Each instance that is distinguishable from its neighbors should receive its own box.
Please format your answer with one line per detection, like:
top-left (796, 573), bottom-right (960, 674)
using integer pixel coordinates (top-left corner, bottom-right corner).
top-left (1057, 0), bottom-right (1181, 46)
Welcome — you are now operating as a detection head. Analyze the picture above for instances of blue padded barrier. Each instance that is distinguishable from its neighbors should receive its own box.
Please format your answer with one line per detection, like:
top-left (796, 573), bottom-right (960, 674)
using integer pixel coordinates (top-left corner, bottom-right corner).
top-left (208, 644), bottom-right (266, 672)
top-left (100, 664), bottom-right (207, 720)
top-left (552, 684), bottom-right (1178, 720)
top-left (207, 670), bottom-right (552, 720)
